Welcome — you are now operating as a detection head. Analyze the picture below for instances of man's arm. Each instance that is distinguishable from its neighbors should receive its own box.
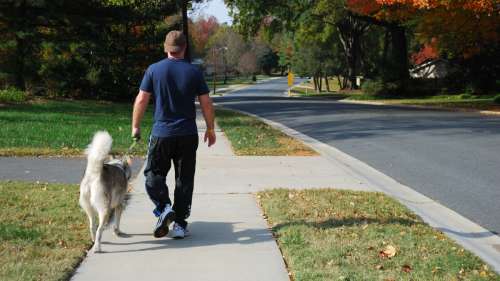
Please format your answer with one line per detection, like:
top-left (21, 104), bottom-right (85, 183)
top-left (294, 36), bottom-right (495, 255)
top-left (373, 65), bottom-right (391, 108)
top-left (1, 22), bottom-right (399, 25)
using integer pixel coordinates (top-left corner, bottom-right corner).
top-left (131, 90), bottom-right (151, 140)
top-left (198, 94), bottom-right (216, 147)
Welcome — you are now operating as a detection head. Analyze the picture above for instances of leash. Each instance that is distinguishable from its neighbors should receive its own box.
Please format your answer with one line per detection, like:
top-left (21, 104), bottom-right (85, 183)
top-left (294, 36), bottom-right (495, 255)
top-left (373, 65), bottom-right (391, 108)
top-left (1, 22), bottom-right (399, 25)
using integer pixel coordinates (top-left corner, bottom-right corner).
top-left (127, 137), bottom-right (140, 156)
top-left (124, 136), bottom-right (140, 193)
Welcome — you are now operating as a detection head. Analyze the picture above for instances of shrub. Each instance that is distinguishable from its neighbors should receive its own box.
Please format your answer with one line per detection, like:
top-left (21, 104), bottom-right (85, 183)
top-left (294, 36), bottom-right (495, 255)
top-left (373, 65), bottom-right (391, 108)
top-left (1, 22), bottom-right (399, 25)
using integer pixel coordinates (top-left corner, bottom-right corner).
top-left (459, 93), bottom-right (474, 100)
top-left (493, 94), bottom-right (500, 104)
top-left (361, 79), bottom-right (400, 98)
top-left (464, 84), bottom-right (476, 95)
top-left (0, 88), bottom-right (27, 103)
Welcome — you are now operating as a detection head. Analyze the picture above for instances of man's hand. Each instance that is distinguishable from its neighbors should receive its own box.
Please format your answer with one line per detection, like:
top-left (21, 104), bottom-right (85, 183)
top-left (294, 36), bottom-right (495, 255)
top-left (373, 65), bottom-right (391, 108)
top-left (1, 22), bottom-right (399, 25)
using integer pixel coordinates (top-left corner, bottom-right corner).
top-left (198, 94), bottom-right (215, 147)
top-left (204, 128), bottom-right (216, 147)
top-left (132, 127), bottom-right (141, 141)
top-left (132, 90), bottom-right (150, 143)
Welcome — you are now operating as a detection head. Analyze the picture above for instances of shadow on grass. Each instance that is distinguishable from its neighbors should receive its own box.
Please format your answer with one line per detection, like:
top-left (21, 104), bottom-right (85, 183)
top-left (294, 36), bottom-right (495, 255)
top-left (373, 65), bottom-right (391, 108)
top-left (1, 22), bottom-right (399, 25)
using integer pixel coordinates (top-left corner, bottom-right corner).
top-left (272, 217), bottom-right (423, 232)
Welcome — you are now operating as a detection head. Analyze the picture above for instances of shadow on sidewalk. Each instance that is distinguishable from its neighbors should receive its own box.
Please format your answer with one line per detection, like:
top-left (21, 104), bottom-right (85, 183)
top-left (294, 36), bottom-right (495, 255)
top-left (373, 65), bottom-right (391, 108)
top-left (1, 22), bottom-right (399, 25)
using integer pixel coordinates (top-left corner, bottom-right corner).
top-left (101, 221), bottom-right (272, 254)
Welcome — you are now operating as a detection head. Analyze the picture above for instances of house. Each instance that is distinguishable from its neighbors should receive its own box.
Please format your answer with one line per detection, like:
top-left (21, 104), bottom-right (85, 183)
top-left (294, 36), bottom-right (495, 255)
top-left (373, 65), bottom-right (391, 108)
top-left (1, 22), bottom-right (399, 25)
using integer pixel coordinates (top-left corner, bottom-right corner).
top-left (410, 59), bottom-right (449, 79)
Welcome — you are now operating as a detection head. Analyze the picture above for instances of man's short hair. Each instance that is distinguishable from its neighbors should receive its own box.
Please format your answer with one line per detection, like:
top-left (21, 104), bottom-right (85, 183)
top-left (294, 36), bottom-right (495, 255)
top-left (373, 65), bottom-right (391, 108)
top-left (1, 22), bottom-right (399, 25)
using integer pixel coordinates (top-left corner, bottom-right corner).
top-left (164, 30), bottom-right (186, 53)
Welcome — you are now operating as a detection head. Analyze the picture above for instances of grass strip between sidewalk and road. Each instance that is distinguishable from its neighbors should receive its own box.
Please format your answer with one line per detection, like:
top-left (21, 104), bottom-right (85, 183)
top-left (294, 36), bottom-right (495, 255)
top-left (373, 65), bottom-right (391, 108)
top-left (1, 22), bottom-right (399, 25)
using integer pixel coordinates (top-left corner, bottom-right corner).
top-left (0, 181), bottom-right (90, 281)
top-left (258, 189), bottom-right (499, 281)
top-left (346, 95), bottom-right (500, 112)
top-left (215, 108), bottom-right (317, 156)
top-left (291, 82), bottom-right (500, 113)
top-left (0, 99), bottom-right (151, 156)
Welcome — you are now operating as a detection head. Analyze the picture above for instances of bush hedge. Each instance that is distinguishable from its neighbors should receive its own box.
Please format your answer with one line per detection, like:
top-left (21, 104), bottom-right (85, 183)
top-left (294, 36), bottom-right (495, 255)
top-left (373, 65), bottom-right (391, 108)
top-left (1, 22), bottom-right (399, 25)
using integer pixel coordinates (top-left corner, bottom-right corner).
top-left (0, 88), bottom-right (26, 103)
top-left (493, 94), bottom-right (500, 104)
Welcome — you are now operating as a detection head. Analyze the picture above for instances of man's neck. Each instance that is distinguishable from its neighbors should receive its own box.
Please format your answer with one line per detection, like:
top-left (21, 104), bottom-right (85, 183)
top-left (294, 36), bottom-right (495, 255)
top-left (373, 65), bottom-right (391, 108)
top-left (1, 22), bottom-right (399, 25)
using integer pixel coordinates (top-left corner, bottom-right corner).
top-left (168, 54), bottom-right (184, 60)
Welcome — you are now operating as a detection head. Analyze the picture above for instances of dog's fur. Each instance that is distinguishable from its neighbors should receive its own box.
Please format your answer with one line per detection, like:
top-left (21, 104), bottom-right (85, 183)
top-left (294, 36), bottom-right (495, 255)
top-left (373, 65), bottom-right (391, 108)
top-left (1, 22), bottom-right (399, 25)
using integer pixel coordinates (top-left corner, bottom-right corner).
top-left (79, 131), bottom-right (131, 253)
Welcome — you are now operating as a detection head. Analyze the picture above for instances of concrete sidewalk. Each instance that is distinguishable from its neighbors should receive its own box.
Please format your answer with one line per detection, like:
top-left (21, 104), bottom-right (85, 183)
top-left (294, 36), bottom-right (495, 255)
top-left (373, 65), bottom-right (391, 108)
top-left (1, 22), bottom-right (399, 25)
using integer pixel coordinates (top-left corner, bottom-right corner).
top-left (71, 112), bottom-right (375, 281)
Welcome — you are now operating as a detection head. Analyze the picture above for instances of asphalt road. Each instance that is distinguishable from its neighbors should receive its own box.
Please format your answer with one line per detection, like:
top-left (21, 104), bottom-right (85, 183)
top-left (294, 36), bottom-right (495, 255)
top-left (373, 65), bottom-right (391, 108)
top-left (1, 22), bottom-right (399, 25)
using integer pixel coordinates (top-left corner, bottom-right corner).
top-left (215, 77), bottom-right (500, 234)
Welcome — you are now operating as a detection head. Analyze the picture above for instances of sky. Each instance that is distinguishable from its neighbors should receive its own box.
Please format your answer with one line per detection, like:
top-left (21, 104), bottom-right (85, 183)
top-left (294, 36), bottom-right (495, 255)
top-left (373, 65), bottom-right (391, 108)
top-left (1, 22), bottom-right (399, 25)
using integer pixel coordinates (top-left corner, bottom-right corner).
top-left (190, 0), bottom-right (233, 25)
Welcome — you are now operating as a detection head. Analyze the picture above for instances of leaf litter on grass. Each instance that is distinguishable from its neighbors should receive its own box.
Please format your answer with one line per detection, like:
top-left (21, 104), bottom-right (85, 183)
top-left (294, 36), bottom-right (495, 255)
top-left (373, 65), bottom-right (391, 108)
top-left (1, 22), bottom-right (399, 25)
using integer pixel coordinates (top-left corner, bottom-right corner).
top-left (258, 189), bottom-right (499, 281)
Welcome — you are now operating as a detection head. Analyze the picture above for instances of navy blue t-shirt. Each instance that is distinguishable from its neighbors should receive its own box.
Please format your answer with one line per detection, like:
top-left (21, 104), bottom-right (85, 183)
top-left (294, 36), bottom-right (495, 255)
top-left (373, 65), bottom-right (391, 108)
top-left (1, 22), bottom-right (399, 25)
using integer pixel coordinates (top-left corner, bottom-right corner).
top-left (140, 58), bottom-right (209, 137)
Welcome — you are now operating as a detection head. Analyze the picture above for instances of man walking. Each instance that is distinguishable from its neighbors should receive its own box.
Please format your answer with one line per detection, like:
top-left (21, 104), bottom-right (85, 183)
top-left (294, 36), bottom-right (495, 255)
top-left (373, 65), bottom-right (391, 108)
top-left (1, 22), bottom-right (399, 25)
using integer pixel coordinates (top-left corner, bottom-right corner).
top-left (132, 30), bottom-right (215, 239)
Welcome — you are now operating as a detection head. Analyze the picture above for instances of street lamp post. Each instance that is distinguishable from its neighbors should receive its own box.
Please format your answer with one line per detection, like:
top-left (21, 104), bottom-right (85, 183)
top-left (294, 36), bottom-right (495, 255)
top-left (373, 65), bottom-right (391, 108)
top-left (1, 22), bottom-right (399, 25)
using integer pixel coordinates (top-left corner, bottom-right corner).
top-left (212, 47), bottom-right (216, 95)
top-left (212, 46), bottom-right (228, 96)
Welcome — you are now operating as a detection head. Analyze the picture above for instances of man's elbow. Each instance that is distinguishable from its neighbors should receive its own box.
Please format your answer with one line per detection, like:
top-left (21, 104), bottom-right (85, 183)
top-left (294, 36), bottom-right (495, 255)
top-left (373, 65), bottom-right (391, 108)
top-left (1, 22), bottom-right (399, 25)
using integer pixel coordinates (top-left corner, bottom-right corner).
top-left (199, 94), bottom-right (213, 108)
top-left (135, 91), bottom-right (151, 106)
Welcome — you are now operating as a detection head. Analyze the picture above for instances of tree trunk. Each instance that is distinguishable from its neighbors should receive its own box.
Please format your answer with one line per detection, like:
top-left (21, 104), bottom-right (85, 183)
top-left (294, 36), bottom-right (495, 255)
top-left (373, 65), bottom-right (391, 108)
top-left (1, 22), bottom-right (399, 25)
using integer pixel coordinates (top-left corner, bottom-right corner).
top-left (337, 17), bottom-right (367, 90)
top-left (342, 76), bottom-right (348, 89)
top-left (390, 25), bottom-right (409, 81)
top-left (325, 75), bottom-right (330, 92)
top-left (14, 0), bottom-right (27, 90)
top-left (337, 76), bottom-right (343, 90)
top-left (318, 74), bottom-right (323, 92)
top-left (181, 0), bottom-right (191, 63)
top-left (348, 34), bottom-right (361, 90)
top-left (14, 36), bottom-right (26, 90)
top-left (382, 29), bottom-right (390, 72)
top-left (313, 76), bottom-right (318, 92)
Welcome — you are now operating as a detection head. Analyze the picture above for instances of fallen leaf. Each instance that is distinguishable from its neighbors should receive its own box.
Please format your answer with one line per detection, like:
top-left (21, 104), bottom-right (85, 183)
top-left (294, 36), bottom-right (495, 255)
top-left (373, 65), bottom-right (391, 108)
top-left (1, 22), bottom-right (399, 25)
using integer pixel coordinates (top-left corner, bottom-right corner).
top-left (362, 221), bottom-right (369, 230)
top-left (375, 264), bottom-right (384, 270)
top-left (379, 245), bottom-right (397, 258)
top-left (402, 264), bottom-right (412, 273)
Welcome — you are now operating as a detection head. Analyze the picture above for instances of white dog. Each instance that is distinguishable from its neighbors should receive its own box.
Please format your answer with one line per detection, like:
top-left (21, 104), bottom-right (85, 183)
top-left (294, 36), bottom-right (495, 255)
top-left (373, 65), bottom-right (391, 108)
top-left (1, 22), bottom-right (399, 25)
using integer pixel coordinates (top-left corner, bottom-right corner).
top-left (79, 131), bottom-right (131, 253)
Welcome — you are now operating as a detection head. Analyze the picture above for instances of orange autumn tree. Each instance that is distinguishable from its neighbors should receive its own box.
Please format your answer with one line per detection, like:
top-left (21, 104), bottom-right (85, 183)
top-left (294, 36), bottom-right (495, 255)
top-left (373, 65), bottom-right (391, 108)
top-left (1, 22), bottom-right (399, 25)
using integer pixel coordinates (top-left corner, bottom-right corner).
top-left (348, 0), bottom-right (499, 59)
top-left (348, 0), bottom-right (499, 91)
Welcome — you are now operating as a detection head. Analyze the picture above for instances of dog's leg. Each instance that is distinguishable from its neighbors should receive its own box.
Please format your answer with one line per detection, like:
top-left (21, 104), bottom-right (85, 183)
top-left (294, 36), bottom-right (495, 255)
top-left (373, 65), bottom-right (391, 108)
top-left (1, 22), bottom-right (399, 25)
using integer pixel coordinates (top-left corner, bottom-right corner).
top-left (92, 209), bottom-right (109, 253)
top-left (113, 204), bottom-right (125, 237)
top-left (79, 191), bottom-right (97, 242)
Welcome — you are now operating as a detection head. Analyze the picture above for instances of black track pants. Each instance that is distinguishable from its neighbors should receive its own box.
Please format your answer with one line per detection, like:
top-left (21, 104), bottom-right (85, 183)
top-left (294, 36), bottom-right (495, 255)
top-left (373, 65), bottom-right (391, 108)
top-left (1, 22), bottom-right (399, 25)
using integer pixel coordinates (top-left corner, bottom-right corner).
top-left (144, 134), bottom-right (198, 228)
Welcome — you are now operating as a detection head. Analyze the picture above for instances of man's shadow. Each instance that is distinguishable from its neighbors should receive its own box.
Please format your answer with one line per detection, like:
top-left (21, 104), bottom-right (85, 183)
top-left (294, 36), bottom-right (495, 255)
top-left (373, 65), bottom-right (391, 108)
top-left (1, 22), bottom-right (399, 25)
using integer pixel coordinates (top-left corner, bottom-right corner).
top-left (102, 221), bottom-right (273, 254)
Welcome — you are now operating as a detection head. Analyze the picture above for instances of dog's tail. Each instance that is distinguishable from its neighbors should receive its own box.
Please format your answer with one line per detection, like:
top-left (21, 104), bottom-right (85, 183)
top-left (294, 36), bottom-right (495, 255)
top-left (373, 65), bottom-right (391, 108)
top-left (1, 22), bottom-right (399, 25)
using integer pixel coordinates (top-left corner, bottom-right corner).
top-left (85, 131), bottom-right (112, 176)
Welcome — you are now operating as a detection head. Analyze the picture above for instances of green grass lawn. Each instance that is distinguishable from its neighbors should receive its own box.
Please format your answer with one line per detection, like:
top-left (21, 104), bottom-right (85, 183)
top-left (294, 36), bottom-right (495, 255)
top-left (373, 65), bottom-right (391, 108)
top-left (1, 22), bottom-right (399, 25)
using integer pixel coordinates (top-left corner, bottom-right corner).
top-left (258, 189), bottom-right (499, 281)
top-left (0, 99), bottom-right (151, 156)
top-left (0, 181), bottom-right (90, 281)
top-left (215, 108), bottom-right (317, 156)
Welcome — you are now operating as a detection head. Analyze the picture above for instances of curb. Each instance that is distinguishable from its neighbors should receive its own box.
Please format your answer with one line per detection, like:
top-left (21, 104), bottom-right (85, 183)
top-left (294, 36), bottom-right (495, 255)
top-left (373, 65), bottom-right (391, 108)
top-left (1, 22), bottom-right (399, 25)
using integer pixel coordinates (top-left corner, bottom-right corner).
top-left (339, 99), bottom-right (500, 117)
top-left (218, 106), bottom-right (500, 273)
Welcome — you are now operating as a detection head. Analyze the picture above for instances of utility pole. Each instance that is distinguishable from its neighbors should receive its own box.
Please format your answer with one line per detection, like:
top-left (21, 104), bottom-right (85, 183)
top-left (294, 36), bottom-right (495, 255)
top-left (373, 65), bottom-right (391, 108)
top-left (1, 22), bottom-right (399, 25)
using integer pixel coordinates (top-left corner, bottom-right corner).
top-left (181, 0), bottom-right (191, 62)
top-left (212, 47), bottom-right (216, 95)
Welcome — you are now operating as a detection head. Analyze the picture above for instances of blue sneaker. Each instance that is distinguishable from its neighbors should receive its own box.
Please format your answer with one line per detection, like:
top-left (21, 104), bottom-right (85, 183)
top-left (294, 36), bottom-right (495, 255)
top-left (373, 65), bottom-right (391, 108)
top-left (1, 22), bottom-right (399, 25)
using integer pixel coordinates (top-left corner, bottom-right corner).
top-left (153, 205), bottom-right (175, 238)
